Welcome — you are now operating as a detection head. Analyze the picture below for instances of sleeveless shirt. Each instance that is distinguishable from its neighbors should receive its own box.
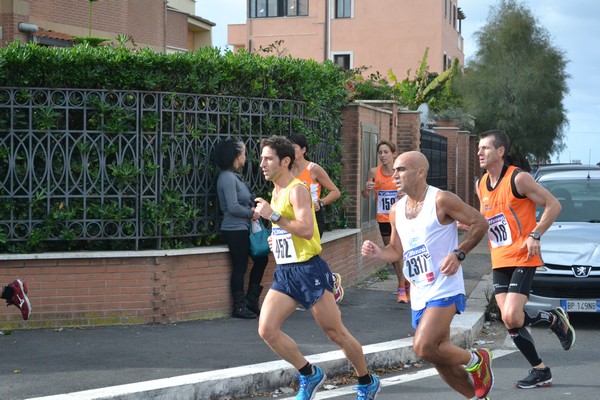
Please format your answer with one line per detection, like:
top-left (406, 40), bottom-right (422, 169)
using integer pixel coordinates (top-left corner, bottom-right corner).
top-left (374, 165), bottom-right (400, 223)
top-left (270, 178), bottom-right (322, 264)
top-left (478, 165), bottom-right (542, 269)
top-left (296, 162), bottom-right (321, 202)
top-left (396, 186), bottom-right (465, 310)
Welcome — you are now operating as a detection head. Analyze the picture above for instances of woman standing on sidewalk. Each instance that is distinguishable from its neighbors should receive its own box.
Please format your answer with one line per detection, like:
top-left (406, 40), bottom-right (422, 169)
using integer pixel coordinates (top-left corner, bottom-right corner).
top-left (215, 138), bottom-right (268, 319)
top-left (361, 140), bottom-right (408, 303)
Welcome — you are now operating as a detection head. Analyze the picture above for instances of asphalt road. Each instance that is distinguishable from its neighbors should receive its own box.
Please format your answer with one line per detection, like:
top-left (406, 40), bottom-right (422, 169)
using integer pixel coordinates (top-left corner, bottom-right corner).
top-left (250, 306), bottom-right (600, 400)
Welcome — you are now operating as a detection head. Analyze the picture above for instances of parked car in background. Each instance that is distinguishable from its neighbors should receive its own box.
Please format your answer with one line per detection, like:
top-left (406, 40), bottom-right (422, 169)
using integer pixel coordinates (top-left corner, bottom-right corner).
top-left (532, 163), bottom-right (600, 181)
top-left (526, 168), bottom-right (600, 314)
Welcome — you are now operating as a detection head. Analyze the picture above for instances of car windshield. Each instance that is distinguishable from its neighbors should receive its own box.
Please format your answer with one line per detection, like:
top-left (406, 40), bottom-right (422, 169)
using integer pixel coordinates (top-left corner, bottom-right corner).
top-left (537, 178), bottom-right (600, 222)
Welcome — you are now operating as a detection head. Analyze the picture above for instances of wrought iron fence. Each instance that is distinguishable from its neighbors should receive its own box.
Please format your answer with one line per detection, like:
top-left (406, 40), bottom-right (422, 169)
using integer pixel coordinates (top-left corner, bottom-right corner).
top-left (0, 87), bottom-right (340, 252)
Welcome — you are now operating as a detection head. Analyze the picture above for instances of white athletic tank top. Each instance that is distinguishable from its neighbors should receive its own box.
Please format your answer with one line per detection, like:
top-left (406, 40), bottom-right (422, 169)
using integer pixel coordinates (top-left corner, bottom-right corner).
top-left (396, 186), bottom-right (465, 310)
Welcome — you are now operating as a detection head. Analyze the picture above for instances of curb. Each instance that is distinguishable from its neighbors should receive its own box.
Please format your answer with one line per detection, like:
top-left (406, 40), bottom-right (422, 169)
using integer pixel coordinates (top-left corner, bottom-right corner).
top-left (28, 275), bottom-right (492, 400)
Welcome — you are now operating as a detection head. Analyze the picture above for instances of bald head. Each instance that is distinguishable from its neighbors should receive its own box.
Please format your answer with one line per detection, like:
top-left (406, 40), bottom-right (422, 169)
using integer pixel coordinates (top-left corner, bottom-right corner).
top-left (392, 151), bottom-right (430, 197)
top-left (399, 151), bottom-right (429, 174)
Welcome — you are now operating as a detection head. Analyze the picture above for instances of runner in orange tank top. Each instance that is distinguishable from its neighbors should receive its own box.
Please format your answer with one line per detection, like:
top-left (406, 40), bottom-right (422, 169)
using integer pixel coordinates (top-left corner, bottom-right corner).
top-left (476, 130), bottom-right (575, 389)
top-left (362, 140), bottom-right (408, 303)
top-left (290, 134), bottom-right (340, 238)
top-left (290, 134), bottom-right (344, 304)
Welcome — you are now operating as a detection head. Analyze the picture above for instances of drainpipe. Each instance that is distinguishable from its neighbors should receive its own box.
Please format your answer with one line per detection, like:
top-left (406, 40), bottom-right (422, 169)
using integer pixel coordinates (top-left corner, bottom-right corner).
top-left (324, 0), bottom-right (330, 62)
top-left (18, 22), bottom-right (38, 43)
top-left (164, 0), bottom-right (168, 53)
top-left (247, 6), bottom-right (253, 53)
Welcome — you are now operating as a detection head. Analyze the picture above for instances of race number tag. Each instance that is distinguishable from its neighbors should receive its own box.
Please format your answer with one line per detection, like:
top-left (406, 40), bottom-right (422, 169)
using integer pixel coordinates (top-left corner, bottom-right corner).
top-left (487, 213), bottom-right (513, 248)
top-left (377, 190), bottom-right (398, 214)
top-left (309, 183), bottom-right (319, 202)
top-left (272, 226), bottom-right (299, 264)
top-left (403, 244), bottom-right (435, 287)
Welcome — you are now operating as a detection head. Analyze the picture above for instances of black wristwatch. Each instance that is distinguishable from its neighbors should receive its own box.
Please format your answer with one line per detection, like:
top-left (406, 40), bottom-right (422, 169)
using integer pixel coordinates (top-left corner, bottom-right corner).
top-left (270, 211), bottom-right (281, 223)
top-left (529, 231), bottom-right (541, 240)
top-left (452, 249), bottom-right (466, 261)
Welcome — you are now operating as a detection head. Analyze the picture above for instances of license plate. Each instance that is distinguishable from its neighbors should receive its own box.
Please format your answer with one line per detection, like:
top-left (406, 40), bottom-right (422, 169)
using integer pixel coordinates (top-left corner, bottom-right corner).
top-left (561, 299), bottom-right (600, 312)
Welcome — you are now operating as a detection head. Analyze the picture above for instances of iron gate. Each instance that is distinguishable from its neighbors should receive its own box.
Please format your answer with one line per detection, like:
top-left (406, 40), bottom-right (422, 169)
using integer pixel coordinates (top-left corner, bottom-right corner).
top-left (420, 128), bottom-right (448, 190)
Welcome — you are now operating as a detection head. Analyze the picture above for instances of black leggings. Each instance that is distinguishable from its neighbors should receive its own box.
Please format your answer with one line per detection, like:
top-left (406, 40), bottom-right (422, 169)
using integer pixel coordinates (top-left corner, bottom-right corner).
top-left (315, 208), bottom-right (325, 238)
top-left (492, 267), bottom-right (536, 296)
top-left (221, 229), bottom-right (268, 296)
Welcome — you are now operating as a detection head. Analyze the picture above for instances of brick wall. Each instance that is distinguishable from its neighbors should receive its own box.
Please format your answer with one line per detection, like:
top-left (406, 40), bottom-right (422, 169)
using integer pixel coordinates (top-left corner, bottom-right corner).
top-left (397, 111), bottom-right (422, 154)
top-left (165, 9), bottom-right (188, 50)
top-left (340, 105), bottom-right (360, 228)
top-left (30, 0), bottom-right (130, 35)
top-left (0, 8), bottom-right (24, 46)
top-left (0, 230), bottom-right (389, 329)
top-left (434, 126), bottom-right (481, 208)
top-left (468, 133), bottom-right (482, 209)
top-left (5, 0), bottom-right (174, 50)
top-left (340, 103), bottom-right (422, 228)
top-left (127, 0), bottom-right (168, 48)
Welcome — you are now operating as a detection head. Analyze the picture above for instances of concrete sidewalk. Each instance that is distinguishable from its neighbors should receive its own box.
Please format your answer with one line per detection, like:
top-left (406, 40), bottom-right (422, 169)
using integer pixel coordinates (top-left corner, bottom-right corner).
top-left (4, 238), bottom-right (492, 400)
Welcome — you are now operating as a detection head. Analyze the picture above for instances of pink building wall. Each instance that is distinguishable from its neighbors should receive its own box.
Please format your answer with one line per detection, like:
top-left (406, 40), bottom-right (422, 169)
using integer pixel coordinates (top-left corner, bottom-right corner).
top-left (0, 0), bottom-right (211, 51)
top-left (229, 0), bottom-right (465, 77)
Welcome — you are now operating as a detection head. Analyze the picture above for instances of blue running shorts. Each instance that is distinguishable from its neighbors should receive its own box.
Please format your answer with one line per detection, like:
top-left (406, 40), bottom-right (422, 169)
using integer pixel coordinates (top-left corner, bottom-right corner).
top-left (411, 293), bottom-right (466, 329)
top-left (271, 255), bottom-right (335, 310)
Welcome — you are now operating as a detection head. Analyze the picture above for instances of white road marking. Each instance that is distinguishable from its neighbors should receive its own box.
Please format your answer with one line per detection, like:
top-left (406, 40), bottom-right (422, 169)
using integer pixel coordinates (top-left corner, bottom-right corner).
top-left (279, 349), bottom-right (517, 399)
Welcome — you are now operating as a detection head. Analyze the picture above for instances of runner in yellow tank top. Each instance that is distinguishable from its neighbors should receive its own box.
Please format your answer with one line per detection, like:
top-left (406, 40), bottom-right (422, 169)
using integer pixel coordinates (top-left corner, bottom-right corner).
top-left (269, 177), bottom-right (321, 263)
top-left (254, 136), bottom-right (380, 399)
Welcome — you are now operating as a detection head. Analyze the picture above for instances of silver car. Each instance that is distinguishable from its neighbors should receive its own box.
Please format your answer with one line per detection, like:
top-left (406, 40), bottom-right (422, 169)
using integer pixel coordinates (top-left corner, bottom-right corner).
top-left (526, 169), bottom-right (600, 314)
top-left (532, 163), bottom-right (600, 180)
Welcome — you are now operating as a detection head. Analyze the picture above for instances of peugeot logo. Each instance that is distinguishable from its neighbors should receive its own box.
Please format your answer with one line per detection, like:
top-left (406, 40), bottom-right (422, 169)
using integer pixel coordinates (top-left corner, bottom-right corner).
top-left (573, 266), bottom-right (591, 278)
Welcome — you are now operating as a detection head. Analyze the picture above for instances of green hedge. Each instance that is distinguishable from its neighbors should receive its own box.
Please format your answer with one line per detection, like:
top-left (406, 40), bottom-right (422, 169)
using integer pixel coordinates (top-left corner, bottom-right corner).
top-left (0, 41), bottom-right (350, 112)
top-left (0, 42), bottom-right (350, 252)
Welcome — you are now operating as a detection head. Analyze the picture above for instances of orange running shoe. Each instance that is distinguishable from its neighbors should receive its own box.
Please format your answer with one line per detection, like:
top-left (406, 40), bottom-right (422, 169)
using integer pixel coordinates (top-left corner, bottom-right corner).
top-left (397, 286), bottom-right (409, 303)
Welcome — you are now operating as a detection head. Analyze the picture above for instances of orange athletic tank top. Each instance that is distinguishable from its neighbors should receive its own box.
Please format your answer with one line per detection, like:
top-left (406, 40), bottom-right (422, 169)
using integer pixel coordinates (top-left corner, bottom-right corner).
top-left (478, 165), bottom-right (542, 269)
top-left (374, 165), bottom-right (399, 223)
top-left (296, 162), bottom-right (320, 202)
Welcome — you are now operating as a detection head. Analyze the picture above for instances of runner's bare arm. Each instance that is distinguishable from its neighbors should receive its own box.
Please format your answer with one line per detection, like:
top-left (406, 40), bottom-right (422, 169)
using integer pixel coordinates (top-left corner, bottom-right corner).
top-left (362, 203), bottom-right (404, 263)
top-left (282, 184), bottom-right (315, 239)
top-left (437, 191), bottom-right (487, 275)
top-left (313, 164), bottom-right (341, 206)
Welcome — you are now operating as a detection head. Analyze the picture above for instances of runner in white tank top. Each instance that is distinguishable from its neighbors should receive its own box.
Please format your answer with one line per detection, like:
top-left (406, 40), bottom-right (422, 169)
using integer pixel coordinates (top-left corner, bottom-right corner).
top-left (361, 151), bottom-right (494, 400)
top-left (395, 185), bottom-right (465, 311)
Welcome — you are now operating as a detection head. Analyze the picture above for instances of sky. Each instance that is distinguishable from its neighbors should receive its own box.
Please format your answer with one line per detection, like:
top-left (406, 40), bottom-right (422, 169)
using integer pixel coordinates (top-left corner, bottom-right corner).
top-left (196, 0), bottom-right (600, 164)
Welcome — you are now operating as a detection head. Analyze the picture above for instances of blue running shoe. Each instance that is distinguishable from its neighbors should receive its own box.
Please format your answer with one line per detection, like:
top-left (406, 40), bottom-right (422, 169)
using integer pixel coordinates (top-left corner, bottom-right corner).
top-left (296, 365), bottom-right (326, 400)
top-left (353, 374), bottom-right (381, 400)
